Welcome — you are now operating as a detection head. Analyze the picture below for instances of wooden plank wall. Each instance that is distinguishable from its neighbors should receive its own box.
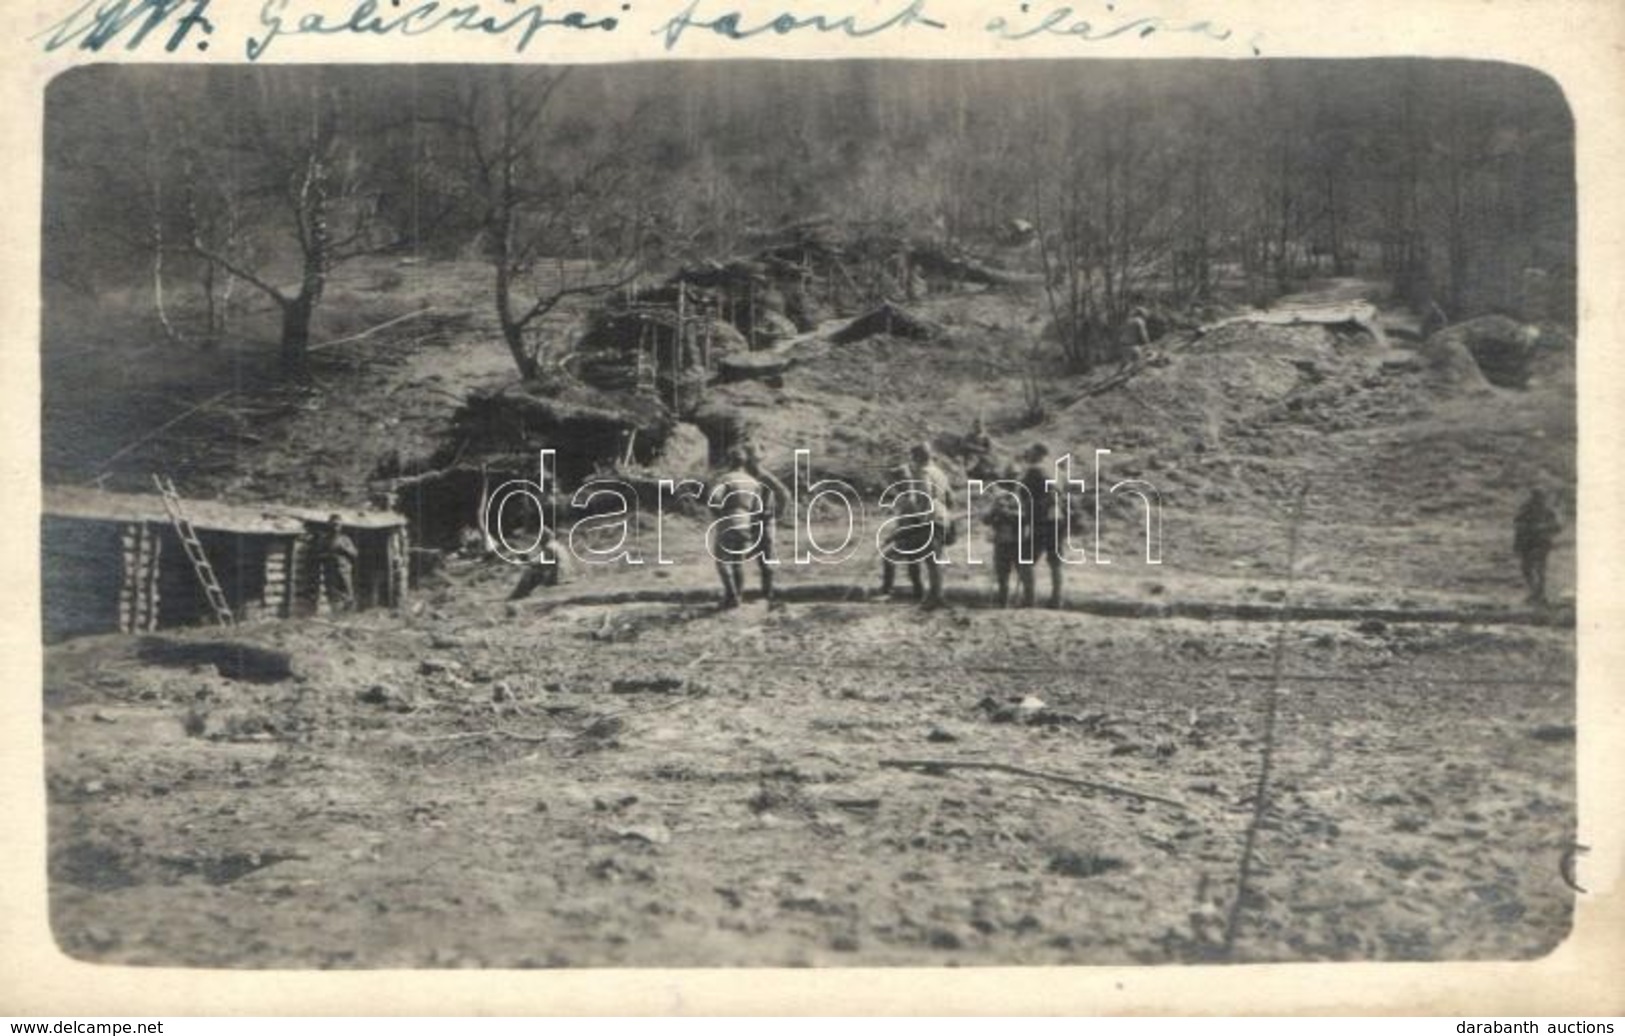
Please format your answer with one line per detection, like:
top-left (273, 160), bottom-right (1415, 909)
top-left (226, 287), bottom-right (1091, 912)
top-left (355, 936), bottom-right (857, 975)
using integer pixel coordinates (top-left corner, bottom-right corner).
top-left (45, 515), bottom-right (406, 639)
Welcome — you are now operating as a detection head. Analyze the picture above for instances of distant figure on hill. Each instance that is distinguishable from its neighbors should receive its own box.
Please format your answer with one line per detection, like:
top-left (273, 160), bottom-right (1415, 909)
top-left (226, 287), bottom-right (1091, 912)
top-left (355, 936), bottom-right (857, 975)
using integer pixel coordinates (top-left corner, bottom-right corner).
top-left (1513, 488), bottom-right (1562, 605)
top-left (1120, 307), bottom-right (1156, 372)
top-left (1422, 299), bottom-right (1450, 340)
top-left (1129, 307), bottom-right (1152, 349)
top-left (962, 416), bottom-right (999, 483)
top-left (317, 514), bottom-right (358, 612)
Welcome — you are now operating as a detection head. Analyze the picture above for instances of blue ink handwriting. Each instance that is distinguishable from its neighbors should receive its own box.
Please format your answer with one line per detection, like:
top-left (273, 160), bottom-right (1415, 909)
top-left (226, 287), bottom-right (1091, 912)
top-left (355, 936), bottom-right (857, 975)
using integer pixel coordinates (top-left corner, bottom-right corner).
top-left (655, 0), bottom-right (944, 51)
top-left (986, 3), bottom-right (1262, 55)
top-left (35, 0), bottom-right (214, 53)
top-left (247, 0), bottom-right (620, 60)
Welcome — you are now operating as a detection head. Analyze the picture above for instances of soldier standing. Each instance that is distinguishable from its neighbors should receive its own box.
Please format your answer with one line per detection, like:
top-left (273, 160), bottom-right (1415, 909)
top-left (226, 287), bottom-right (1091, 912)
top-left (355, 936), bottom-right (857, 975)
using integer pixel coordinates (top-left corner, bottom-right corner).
top-left (744, 443), bottom-right (791, 611)
top-left (962, 416), bottom-right (998, 484)
top-left (1019, 444), bottom-right (1064, 609)
top-left (317, 514), bottom-right (359, 612)
top-left (911, 442), bottom-right (955, 610)
top-left (878, 462), bottom-right (926, 601)
top-left (983, 464), bottom-right (1031, 608)
top-left (1513, 488), bottom-right (1562, 604)
top-left (709, 447), bottom-right (777, 610)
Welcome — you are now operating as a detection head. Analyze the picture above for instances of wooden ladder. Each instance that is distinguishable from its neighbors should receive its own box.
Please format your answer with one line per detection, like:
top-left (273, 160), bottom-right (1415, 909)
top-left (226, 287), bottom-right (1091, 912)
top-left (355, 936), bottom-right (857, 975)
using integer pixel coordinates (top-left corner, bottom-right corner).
top-left (153, 474), bottom-right (234, 627)
top-left (634, 321), bottom-right (657, 394)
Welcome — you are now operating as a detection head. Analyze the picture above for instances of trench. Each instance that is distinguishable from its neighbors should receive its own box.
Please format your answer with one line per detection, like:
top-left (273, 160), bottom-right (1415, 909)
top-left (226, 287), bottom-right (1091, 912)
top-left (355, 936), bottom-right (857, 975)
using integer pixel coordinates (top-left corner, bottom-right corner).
top-left (511, 581), bottom-right (1574, 629)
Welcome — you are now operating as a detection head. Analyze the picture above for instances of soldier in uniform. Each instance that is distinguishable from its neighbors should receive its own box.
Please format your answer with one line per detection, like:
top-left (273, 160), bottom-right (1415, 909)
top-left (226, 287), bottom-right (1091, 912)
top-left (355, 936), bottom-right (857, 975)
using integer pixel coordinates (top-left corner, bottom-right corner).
top-left (962, 416), bottom-right (999, 484)
top-left (507, 525), bottom-right (570, 601)
top-left (317, 514), bottom-right (359, 612)
top-left (743, 441), bottom-right (792, 574)
top-left (1513, 487), bottom-right (1563, 604)
top-left (709, 447), bottom-right (778, 609)
top-left (983, 464), bottom-right (1031, 608)
top-left (877, 462), bottom-right (926, 601)
top-left (910, 442), bottom-right (955, 610)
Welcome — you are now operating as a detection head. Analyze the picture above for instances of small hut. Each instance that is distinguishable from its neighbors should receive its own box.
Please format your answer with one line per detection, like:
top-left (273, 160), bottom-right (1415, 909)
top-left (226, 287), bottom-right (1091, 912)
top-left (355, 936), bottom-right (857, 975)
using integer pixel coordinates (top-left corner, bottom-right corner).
top-left (41, 486), bottom-right (408, 642)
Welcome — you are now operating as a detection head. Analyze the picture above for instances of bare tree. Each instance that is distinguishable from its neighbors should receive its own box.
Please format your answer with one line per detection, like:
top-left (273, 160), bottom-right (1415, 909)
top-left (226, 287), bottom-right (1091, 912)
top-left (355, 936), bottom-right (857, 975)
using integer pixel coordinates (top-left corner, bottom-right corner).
top-left (438, 67), bottom-right (650, 381)
top-left (181, 68), bottom-right (381, 382)
top-left (1029, 88), bottom-right (1178, 372)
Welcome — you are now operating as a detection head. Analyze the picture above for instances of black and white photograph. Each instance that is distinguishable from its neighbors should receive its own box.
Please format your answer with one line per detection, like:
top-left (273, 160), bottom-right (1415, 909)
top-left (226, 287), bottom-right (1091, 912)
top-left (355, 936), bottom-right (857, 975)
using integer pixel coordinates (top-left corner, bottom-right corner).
top-left (34, 54), bottom-right (1584, 974)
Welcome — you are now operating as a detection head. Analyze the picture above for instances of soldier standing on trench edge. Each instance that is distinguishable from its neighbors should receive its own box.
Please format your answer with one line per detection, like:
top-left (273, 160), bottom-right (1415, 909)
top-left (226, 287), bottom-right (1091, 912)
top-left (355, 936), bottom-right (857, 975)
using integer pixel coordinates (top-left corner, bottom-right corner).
top-left (1513, 487), bottom-right (1563, 605)
top-left (709, 446), bottom-right (784, 610)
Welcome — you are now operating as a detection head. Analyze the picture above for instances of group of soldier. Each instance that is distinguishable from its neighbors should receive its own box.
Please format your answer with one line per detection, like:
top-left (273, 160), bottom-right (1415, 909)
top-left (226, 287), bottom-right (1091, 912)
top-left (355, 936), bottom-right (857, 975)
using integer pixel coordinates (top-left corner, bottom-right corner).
top-left (700, 427), bottom-right (1567, 615)
top-left (480, 423), bottom-right (1565, 615)
top-left (704, 422), bottom-right (1071, 613)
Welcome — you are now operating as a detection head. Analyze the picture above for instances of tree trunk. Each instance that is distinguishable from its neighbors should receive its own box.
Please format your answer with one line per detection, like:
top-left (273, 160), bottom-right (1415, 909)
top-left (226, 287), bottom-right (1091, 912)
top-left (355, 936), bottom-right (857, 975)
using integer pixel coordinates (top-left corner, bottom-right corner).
top-left (495, 265), bottom-right (539, 381)
top-left (280, 294), bottom-right (315, 382)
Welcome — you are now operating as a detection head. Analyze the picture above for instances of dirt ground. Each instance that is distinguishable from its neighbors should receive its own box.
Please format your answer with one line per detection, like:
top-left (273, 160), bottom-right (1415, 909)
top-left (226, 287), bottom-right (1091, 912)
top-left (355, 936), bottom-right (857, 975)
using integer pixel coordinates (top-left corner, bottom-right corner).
top-left (44, 575), bottom-right (1575, 967)
top-left (41, 266), bottom-right (1578, 967)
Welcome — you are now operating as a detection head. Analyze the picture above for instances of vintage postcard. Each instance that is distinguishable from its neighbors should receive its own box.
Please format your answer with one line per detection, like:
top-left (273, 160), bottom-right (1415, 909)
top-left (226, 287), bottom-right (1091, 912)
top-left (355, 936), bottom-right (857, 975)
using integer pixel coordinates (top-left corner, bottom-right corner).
top-left (2, 0), bottom-right (1621, 1016)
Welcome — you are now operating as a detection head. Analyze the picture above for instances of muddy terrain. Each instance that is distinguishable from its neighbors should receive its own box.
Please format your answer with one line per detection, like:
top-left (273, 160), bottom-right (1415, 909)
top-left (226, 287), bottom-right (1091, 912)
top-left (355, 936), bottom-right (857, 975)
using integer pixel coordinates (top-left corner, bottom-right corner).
top-left (44, 570), bottom-right (1575, 967)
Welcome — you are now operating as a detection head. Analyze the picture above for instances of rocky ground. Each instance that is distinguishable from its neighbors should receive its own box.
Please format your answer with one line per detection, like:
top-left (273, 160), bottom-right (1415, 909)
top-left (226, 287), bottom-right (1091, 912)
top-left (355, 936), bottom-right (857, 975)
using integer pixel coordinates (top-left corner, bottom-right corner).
top-left (43, 573), bottom-right (1575, 967)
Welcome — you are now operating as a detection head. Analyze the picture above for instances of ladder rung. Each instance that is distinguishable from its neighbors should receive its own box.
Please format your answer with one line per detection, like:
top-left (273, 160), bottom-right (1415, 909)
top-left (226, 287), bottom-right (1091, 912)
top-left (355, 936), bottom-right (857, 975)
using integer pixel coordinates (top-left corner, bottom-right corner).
top-left (152, 473), bottom-right (235, 627)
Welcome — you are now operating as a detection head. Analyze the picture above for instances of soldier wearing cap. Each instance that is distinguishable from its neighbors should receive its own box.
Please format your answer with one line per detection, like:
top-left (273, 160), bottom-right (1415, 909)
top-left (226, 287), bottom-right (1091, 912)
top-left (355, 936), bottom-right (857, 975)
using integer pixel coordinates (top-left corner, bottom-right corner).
top-left (743, 441), bottom-right (792, 580)
top-left (709, 446), bottom-right (778, 610)
top-left (878, 461), bottom-right (926, 601)
top-left (910, 442), bottom-right (955, 610)
top-left (1018, 444), bottom-right (1064, 609)
top-left (983, 462), bottom-right (1031, 608)
top-left (317, 513), bottom-right (359, 612)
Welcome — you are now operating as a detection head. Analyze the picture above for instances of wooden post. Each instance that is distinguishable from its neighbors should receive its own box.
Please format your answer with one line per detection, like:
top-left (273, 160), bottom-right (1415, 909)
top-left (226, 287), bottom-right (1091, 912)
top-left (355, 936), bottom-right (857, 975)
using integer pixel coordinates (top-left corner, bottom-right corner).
top-left (676, 279), bottom-right (687, 367)
top-left (670, 322), bottom-right (681, 413)
top-left (636, 322), bottom-right (648, 391)
top-left (701, 316), bottom-right (711, 378)
top-left (384, 527), bottom-right (408, 611)
top-left (289, 535), bottom-right (312, 618)
top-left (675, 280), bottom-right (688, 413)
top-left (748, 281), bottom-right (757, 350)
top-left (264, 538), bottom-right (292, 618)
top-left (119, 522), bottom-right (161, 633)
top-left (118, 523), bottom-right (138, 633)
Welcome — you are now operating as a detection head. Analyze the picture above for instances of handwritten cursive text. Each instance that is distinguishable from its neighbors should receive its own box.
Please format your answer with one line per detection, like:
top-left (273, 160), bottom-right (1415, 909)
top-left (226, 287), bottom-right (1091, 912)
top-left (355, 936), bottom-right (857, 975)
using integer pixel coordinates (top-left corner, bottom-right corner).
top-left (35, 0), bottom-right (215, 53)
top-left (247, 0), bottom-right (620, 59)
top-left (985, 3), bottom-right (1262, 55)
top-left (654, 0), bottom-right (944, 51)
